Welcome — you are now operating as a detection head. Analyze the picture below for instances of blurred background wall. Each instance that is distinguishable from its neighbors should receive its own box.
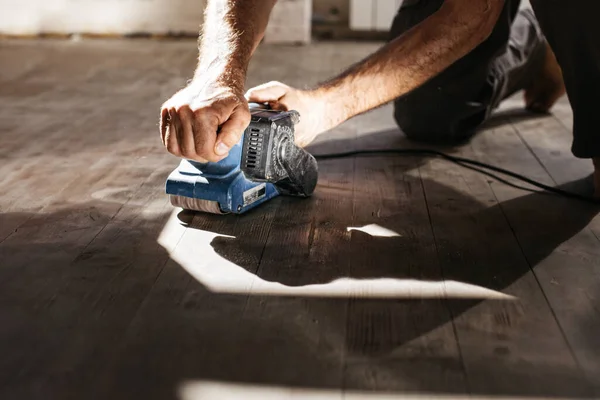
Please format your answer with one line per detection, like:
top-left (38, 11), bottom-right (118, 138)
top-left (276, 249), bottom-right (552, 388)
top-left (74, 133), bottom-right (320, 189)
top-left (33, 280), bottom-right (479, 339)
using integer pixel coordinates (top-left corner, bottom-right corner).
top-left (0, 0), bottom-right (206, 36)
top-left (0, 0), bottom-right (408, 42)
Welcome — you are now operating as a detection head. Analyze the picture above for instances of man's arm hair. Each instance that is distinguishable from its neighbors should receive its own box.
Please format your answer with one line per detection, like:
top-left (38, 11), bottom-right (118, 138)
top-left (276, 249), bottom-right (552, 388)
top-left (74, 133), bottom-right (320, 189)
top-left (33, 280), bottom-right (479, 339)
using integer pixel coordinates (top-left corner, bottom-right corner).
top-left (312, 0), bottom-right (506, 123)
top-left (193, 0), bottom-right (277, 92)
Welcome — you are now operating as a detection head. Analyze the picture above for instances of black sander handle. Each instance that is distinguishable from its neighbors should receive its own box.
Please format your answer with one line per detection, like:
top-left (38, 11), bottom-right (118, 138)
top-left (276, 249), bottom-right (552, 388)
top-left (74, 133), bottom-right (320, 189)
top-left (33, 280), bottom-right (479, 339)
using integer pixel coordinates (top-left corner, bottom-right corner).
top-left (242, 103), bottom-right (319, 197)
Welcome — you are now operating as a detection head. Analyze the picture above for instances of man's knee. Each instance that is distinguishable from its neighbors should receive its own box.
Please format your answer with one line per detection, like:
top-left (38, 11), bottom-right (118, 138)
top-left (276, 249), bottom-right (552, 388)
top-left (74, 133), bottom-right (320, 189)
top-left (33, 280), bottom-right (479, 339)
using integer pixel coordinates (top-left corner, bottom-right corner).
top-left (393, 120), bottom-right (477, 146)
top-left (393, 100), bottom-right (481, 145)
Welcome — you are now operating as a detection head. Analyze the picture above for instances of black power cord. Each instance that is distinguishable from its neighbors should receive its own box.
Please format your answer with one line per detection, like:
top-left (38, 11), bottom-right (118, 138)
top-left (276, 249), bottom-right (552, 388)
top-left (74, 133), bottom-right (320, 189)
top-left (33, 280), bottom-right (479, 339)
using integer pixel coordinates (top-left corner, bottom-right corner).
top-left (313, 148), bottom-right (600, 205)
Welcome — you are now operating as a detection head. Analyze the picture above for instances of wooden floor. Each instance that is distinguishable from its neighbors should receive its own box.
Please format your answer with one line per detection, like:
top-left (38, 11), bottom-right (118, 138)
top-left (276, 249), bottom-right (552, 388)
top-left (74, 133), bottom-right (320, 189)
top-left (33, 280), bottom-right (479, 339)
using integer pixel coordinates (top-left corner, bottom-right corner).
top-left (1, 39), bottom-right (599, 400)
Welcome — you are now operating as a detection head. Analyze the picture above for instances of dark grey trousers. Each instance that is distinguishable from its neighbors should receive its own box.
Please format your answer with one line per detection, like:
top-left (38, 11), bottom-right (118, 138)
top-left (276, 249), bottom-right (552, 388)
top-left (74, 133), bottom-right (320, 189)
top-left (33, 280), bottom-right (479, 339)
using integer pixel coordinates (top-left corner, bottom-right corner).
top-left (391, 0), bottom-right (600, 158)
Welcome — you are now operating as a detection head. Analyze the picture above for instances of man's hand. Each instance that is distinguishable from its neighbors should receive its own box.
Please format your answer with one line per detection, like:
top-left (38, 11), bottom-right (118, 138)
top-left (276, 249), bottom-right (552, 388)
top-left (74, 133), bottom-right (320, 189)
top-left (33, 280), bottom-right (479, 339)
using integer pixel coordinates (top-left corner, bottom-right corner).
top-left (159, 0), bottom-right (277, 162)
top-left (246, 81), bottom-right (342, 147)
top-left (160, 83), bottom-right (250, 162)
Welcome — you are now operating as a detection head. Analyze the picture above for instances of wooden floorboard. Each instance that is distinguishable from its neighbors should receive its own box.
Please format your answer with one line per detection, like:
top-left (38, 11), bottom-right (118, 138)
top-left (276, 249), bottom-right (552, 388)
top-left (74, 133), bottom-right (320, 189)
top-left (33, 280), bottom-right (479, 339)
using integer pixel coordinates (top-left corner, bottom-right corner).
top-left (1, 39), bottom-right (599, 399)
top-left (495, 98), bottom-right (600, 395)
top-left (0, 40), bottom-right (194, 399)
top-left (88, 207), bottom-right (278, 400)
top-left (339, 129), bottom-right (466, 395)
top-left (432, 117), bottom-right (594, 397)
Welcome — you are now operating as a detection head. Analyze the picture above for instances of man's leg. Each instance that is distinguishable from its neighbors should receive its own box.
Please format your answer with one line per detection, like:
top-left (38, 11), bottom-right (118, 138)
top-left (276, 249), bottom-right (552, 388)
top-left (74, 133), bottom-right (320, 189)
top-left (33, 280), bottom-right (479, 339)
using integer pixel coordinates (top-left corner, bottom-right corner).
top-left (390, 0), bottom-right (548, 144)
top-left (489, 8), bottom-right (565, 115)
top-left (530, 0), bottom-right (600, 195)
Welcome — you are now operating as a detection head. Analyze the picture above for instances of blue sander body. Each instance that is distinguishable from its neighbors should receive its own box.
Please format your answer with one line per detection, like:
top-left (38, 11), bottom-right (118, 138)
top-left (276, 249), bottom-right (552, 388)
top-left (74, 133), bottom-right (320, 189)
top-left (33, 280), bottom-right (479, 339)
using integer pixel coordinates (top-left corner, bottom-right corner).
top-left (165, 104), bottom-right (318, 214)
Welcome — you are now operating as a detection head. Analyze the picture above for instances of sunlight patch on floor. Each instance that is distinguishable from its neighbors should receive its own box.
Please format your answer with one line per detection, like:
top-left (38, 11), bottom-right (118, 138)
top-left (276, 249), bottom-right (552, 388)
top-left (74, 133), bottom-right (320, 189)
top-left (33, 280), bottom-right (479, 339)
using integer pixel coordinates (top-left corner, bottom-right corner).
top-left (157, 211), bottom-right (515, 300)
top-left (179, 380), bottom-right (561, 400)
top-left (347, 224), bottom-right (401, 237)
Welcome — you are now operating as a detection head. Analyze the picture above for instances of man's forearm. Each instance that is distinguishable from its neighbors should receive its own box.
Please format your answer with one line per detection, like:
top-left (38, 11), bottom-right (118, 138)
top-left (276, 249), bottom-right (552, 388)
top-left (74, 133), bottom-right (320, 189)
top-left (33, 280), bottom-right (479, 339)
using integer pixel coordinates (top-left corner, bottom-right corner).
top-left (193, 0), bottom-right (277, 91)
top-left (312, 0), bottom-right (505, 123)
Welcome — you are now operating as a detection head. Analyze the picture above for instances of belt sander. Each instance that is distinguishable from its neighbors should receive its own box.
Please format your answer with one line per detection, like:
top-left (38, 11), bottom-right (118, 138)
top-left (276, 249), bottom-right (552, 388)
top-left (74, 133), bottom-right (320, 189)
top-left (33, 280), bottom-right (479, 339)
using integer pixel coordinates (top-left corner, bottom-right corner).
top-left (165, 103), bottom-right (318, 214)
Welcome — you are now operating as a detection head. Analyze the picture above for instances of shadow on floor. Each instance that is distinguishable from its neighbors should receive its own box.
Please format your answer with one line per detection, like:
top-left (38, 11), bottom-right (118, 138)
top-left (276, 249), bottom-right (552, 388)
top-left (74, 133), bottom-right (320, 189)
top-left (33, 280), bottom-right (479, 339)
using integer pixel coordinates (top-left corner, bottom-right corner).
top-left (182, 131), bottom-right (597, 396)
top-left (0, 131), bottom-right (598, 400)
